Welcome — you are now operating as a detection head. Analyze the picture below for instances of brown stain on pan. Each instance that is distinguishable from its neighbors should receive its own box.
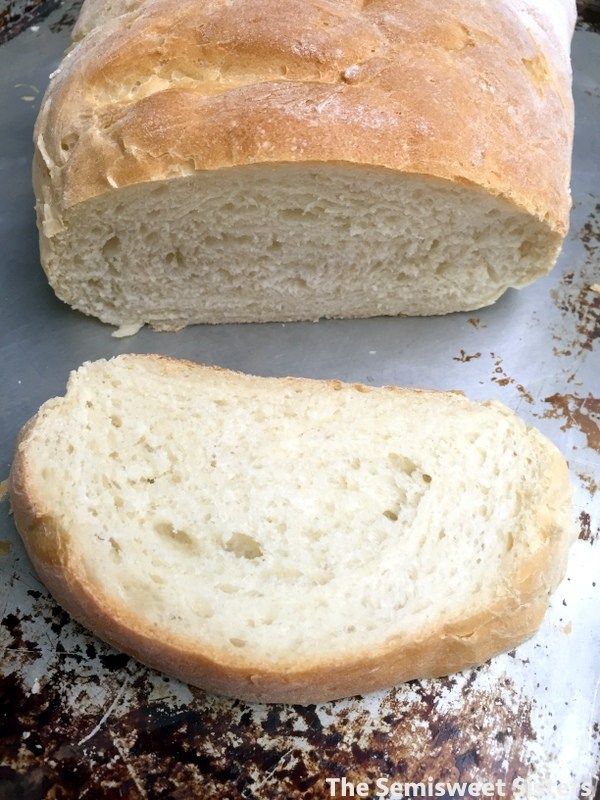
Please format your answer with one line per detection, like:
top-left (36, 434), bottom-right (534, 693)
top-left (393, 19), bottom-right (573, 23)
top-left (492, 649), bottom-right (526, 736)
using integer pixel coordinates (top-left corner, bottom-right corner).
top-left (0, 0), bottom-right (59, 45)
top-left (552, 205), bottom-right (600, 363)
top-left (0, 592), bottom-right (539, 800)
top-left (0, 670), bottom-right (537, 799)
top-left (490, 354), bottom-right (534, 404)
top-left (577, 472), bottom-right (598, 496)
top-left (579, 511), bottom-right (599, 544)
top-left (542, 393), bottom-right (600, 452)
top-left (577, 1), bottom-right (600, 33)
top-left (48, 0), bottom-right (83, 34)
top-left (0, 0), bottom-right (85, 44)
top-left (0, 4), bottom-right (596, 799)
top-left (453, 350), bottom-right (481, 363)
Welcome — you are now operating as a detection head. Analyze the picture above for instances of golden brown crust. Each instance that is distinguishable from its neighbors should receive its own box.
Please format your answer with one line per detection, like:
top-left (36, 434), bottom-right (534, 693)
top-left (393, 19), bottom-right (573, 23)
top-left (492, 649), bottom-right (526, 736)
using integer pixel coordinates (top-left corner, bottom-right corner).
top-left (9, 355), bottom-right (575, 704)
top-left (34, 0), bottom-right (574, 240)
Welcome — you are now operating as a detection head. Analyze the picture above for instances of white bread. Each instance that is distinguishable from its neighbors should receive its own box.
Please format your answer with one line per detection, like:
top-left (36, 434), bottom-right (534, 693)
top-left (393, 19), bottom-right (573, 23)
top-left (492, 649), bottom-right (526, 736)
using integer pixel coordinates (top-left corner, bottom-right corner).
top-left (10, 355), bottom-right (575, 703)
top-left (33, 0), bottom-right (576, 330)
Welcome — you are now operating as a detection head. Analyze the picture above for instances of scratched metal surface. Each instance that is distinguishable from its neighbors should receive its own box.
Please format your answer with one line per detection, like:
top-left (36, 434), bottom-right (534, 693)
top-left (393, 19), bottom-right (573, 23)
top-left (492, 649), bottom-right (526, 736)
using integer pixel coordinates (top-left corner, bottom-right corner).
top-left (0, 3), bottom-right (598, 799)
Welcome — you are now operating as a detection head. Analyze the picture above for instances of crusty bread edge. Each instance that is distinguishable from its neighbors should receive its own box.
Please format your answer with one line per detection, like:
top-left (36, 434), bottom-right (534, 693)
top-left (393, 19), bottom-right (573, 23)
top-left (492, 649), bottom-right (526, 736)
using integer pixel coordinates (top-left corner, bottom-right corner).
top-left (9, 356), bottom-right (575, 704)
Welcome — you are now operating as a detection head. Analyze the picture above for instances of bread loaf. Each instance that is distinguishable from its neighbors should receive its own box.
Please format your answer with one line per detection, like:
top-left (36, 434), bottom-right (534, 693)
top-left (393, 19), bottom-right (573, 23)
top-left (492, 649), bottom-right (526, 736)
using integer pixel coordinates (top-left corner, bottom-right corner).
top-left (33, 0), bottom-right (576, 330)
top-left (10, 355), bottom-right (575, 703)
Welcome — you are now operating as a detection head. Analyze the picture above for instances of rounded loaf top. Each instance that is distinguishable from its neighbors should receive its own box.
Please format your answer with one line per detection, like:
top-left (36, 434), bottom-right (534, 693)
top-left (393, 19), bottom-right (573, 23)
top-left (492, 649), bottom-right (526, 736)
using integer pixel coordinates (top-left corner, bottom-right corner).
top-left (35, 0), bottom-right (575, 233)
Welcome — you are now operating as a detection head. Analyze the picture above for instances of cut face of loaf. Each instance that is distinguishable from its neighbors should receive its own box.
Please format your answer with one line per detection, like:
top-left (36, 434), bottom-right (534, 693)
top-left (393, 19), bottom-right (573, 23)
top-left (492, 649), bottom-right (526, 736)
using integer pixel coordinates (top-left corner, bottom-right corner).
top-left (39, 165), bottom-right (563, 330)
top-left (33, 0), bottom-right (575, 328)
top-left (10, 356), bottom-right (574, 703)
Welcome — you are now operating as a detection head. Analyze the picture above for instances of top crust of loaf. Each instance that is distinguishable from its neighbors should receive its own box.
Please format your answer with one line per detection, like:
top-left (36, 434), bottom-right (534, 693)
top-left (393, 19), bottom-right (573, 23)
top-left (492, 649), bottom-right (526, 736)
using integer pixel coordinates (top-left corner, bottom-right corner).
top-left (10, 356), bottom-right (575, 704)
top-left (34, 0), bottom-right (574, 239)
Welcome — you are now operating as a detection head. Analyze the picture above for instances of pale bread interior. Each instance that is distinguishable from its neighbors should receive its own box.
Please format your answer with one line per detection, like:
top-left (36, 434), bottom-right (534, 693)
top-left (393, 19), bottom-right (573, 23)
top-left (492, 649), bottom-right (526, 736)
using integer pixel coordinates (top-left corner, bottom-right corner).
top-left (39, 164), bottom-right (561, 330)
top-left (21, 356), bottom-right (564, 667)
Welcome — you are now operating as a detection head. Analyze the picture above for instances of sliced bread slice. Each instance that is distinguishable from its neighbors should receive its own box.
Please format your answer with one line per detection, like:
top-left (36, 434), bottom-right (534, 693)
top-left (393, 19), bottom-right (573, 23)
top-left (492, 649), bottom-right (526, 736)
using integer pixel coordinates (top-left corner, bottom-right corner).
top-left (10, 356), bottom-right (574, 703)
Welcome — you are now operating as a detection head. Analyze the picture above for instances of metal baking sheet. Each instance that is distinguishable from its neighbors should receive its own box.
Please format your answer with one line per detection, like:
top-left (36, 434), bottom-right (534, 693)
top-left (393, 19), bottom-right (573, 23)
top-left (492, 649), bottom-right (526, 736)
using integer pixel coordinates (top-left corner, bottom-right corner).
top-left (0, 3), bottom-right (598, 798)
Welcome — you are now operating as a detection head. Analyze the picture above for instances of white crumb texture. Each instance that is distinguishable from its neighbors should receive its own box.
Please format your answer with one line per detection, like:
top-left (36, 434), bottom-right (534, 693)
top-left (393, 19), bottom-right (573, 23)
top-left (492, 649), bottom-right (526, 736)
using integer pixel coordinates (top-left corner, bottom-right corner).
top-left (23, 357), bottom-right (560, 667)
top-left (40, 165), bottom-right (560, 330)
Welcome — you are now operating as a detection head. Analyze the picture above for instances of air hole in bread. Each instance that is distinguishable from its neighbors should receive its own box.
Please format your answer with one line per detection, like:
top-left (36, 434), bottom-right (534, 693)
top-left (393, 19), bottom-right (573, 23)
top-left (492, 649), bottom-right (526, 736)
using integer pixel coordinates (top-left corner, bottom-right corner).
top-left (273, 565), bottom-right (301, 580)
top-left (193, 598), bottom-right (214, 618)
top-left (230, 637), bottom-right (246, 648)
top-left (101, 236), bottom-right (120, 260)
top-left (519, 239), bottom-right (535, 257)
top-left (388, 453), bottom-right (417, 475)
top-left (60, 133), bottom-right (78, 152)
top-left (154, 521), bottom-right (196, 549)
top-left (224, 532), bottom-right (263, 560)
top-left (165, 248), bottom-right (185, 267)
top-left (315, 572), bottom-right (333, 585)
top-left (218, 583), bottom-right (238, 594)
top-left (291, 277), bottom-right (308, 290)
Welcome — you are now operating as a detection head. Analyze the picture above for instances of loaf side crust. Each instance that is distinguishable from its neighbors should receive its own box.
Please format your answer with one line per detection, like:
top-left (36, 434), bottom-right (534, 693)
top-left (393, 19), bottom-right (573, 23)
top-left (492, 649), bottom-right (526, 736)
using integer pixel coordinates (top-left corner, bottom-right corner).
top-left (9, 357), bottom-right (575, 704)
